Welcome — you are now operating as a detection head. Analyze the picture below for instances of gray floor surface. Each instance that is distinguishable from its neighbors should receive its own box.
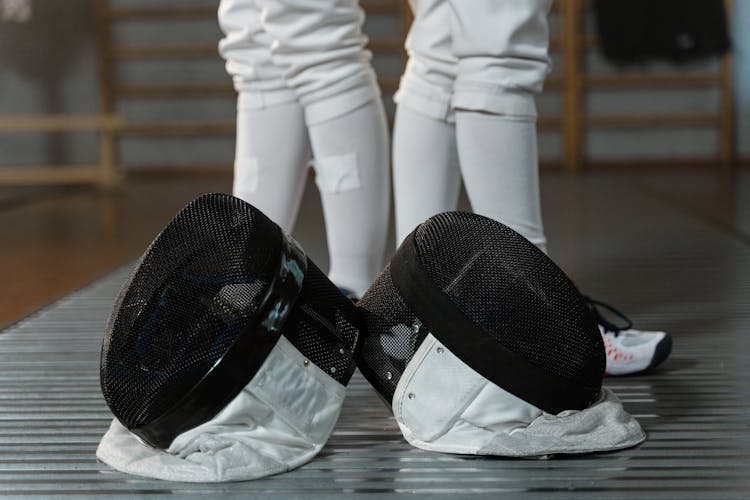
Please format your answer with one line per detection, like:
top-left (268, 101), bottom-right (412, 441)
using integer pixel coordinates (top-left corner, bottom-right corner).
top-left (1, 170), bottom-right (749, 498)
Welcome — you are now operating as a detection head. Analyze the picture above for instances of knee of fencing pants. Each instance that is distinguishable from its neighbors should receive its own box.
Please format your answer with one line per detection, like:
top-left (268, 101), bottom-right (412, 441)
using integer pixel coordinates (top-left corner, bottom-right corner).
top-left (452, 84), bottom-right (539, 118)
top-left (395, 58), bottom-right (456, 123)
top-left (394, 0), bottom-right (457, 122)
top-left (259, 0), bottom-right (381, 125)
top-left (302, 77), bottom-right (380, 126)
top-left (218, 0), bottom-right (297, 108)
top-left (448, 0), bottom-right (552, 117)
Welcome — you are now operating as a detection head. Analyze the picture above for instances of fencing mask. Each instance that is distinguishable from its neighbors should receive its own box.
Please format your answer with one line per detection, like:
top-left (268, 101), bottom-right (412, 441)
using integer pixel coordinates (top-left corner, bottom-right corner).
top-left (97, 193), bottom-right (360, 482)
top-left (356, 212), bottom-right (645, 457)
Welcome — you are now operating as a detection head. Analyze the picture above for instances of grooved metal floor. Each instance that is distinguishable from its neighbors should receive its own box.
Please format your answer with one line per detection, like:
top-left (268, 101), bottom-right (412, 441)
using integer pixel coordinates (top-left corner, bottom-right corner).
top-left (1, 172), bottom-right (749, 498)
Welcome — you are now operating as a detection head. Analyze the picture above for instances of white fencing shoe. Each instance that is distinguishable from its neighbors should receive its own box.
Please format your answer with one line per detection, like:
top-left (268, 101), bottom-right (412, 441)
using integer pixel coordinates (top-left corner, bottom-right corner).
top-left (585, 297), bottom-right (672, 376)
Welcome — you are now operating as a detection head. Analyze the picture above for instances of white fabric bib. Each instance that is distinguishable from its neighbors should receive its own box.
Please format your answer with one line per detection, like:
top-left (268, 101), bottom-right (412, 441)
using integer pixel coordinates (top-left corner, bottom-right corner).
top-left (393, 333), bottom-right (645, 457)
top-left (97, 336), bottom-right (346, 482)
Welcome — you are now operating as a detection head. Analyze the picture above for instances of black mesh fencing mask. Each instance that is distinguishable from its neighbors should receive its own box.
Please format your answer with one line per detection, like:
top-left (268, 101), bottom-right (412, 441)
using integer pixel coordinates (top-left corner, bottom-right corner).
top-left (356, 212), bottom-right (645, 457)
top-left (97, 193), bottom-right (360, 482)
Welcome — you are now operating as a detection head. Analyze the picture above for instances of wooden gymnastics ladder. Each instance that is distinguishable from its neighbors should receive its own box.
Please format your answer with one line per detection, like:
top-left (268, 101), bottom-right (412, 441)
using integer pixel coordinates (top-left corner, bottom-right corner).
top-left (2, 1), bottom-right (730, 182)
top-left (558, 0), bottom-right (735, 173)
top-left (0, 0), bottom-right (121, 187)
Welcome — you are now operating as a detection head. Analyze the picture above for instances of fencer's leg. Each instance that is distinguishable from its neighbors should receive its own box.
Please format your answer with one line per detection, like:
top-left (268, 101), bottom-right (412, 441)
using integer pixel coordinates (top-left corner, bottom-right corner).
top-left (392, 0), bottom-right (461, 245)
top-left (455, 112), bottom-right (546, 251)
top-left (218, 0), bottom-right (310, 232)
top-left (259, 0), bottom-right (390, 296)
top-left (233, 98), bottom-right (311, 231)
top-left (307, 99), bottom-right (390, 297)
top-left (393, 105), bottom-right (460, 245)
top-left (447, 1), bottom-right (671, 377)
top-left (448, 0), bottom-right (552, 252)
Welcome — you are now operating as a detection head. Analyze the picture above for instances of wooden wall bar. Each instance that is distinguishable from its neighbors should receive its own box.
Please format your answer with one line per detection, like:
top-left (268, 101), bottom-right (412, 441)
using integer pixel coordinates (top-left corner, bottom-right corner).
top-left (0, 0), bottom-right (735, 185)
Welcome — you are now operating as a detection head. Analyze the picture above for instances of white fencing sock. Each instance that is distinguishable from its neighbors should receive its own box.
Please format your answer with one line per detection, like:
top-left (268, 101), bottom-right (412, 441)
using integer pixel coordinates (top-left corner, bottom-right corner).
top-left (307, 99), bottom-right (390, 297)
top-left (455, 110), bottom-right (547, 252)
top-left (232, 97), bottom-right (312, 232)
top-left (392, 105), bottom-right (462, 246)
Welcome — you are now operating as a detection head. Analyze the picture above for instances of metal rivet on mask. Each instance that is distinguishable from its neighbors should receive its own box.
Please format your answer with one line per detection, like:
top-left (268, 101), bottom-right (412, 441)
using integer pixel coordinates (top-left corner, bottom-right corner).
top-left (330, 366), bottom-right (337, 374)
top-left (339, 348), bottom-right (345, 355)
top-left (436, 347), bottom-right (444, 354)
top-left (385, 371), bottom-right (392, 380)
top-left (411, 319), bottom-right (420, 332)
top-left (408, 393), bottom-right (415, 400)
top-left (303, 359), bottom-right (310, 367)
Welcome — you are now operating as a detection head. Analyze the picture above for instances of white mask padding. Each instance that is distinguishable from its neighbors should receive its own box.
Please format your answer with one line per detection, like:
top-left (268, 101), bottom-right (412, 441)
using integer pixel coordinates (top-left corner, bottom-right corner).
top-left (96, 335), bottom-right (347, 482)
top-left (393, 334), bottom-right (646, 457)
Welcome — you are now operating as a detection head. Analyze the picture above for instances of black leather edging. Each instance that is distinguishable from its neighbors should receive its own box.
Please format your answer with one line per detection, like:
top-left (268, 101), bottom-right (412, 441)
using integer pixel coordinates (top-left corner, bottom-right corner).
top-left (130, 230), bottom-right (307, 449)
top-left (389, 230), bottom-right (599, 415)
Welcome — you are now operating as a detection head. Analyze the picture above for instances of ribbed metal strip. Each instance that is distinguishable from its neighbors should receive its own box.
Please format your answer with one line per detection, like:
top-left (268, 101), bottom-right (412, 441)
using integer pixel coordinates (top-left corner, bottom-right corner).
top-left (0, 209), bottom-right (750, 499)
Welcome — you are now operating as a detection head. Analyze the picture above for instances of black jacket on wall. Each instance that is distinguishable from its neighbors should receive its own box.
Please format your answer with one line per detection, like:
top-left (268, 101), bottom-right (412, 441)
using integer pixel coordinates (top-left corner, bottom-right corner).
top-left (594, 0), bottom-right (731, 63)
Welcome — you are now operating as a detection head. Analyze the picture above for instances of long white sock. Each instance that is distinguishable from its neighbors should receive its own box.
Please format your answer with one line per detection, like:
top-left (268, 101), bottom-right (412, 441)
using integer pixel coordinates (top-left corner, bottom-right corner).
top-left (455, 110), bottom-right (547, 252)
top-left (232, 97), bottom-right (311, 232)
top-left (307, 99), bottom-right (390, 297)
top-left (392, 105), bottom-right (462, 246)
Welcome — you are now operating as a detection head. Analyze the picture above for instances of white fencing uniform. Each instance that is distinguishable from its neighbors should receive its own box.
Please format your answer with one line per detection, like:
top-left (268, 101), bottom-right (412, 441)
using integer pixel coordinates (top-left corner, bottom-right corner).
top-left (393, 0), bottom-right (552, 251)
top-left (218, 0), bottom-right (390, 297)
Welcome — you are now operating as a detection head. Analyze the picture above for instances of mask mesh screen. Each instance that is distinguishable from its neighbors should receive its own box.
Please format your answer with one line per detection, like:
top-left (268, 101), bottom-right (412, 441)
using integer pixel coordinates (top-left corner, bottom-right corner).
top-left (101, 194), bottom-right (358, 431)
top-left (357, 212), bottom-right (604, 405)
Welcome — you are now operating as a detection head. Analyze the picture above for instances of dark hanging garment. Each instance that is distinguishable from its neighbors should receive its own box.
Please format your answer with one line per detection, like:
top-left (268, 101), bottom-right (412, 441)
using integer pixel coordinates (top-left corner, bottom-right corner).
top-left (593, 0), bottom-right (731, 64)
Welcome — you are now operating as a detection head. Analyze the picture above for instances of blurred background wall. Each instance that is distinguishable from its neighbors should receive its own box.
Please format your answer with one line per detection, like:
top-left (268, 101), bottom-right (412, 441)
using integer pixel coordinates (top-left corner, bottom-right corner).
top-left (0, 0), bottom-right (746, 171)
top-left (0, 0), bottom-right (99, 167)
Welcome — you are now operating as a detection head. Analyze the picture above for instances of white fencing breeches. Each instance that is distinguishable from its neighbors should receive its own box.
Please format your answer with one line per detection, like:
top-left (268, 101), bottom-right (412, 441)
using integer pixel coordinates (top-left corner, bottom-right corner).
top-left (219, 0), bottom-right (381, 125)
top-left (218, 0), bottom-right (390, 296)
top-left (393, 0), bottom-right (552, 251)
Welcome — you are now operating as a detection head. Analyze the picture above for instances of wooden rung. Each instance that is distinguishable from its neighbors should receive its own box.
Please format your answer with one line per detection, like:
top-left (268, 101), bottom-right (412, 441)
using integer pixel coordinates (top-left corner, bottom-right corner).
top-left (585, 72), bottom-right (721, 88)
top-left (119, 120), bottom-right (235, 137)
top-left (108, 5), bottom-right (216, 20)
top-left (0, 115), bottom-right (121, 132)
top-left (0, 165), bottom-right (104, 185)
top-left (114, 43), bottom-right (218, 59)
top-left (116, 83), bottom-right (235, 98)
top-left (586, 113), bottom-right (720, 128)
top-left (368, 37), bottom-right (405, 53)
top-left (538, 116), bottom-right (562, 129)
top-left (125, 163), bottom-right (233, 177)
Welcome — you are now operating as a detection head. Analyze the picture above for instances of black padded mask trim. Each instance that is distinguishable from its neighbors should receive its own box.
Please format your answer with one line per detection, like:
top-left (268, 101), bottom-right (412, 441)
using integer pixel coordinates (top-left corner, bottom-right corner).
top-left (130, 232), bottom-right (307, 449)
top-left (389, 231), bottom-right (600, 415)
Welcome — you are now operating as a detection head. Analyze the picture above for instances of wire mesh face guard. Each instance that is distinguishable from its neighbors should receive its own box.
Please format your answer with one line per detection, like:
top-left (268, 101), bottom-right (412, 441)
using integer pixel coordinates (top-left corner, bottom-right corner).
top-left (100, 194), bottom-right (359, 449)
top-left (356, 212), bottom-right (605, 415)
